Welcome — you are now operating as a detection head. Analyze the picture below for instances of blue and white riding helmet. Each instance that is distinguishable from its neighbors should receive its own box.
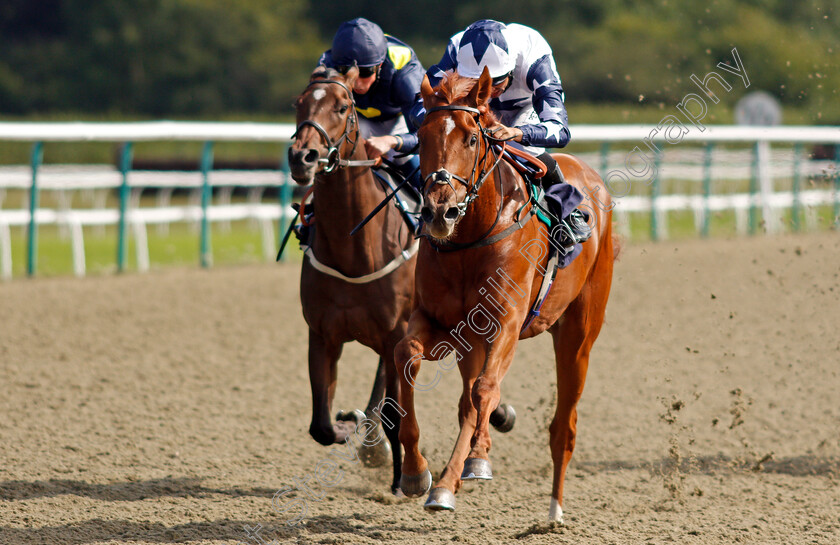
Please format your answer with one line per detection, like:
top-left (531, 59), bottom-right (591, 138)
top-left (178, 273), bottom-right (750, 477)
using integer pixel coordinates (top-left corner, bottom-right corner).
top-left (331, 17), bottom-right (388, 67)
top-left (455, 20), bottom-right (516, 83)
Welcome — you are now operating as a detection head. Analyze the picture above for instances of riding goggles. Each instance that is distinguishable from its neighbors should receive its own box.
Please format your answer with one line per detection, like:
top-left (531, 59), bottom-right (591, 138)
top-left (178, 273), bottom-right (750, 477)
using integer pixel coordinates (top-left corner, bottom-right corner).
top-left (336, 64), bottom-right (378, 78)
top-left (492, 71), bottom-right (513, 87)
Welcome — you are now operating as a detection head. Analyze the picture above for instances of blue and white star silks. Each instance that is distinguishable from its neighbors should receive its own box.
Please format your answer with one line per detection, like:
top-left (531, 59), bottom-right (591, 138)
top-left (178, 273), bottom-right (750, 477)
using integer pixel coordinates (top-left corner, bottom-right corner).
top-left (410, 22), bottom-right (570, 149)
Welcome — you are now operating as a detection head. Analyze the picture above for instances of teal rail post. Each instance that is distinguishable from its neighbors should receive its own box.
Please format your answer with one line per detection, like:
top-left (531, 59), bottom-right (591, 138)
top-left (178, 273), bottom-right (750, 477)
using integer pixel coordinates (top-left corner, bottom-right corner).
top-left (791, 143), bottom-right (802, 232)
top-left (200, 141), bottom-right (214, 268)
top-left (26, 142), bottom-right (44, 277)
top-left (599, 141), bottom-right (610, 178)
top-left (649, 149), bottom-right (662, 241)
top-left (278, 142), bottom-right (292, 260)
top-left (834, 144), bottom-right (840, 230)
top-left (702, 142), bottom-right (713, 237)
top-left (749, 142), bottom-right (759, 235)
top-left (116, 142), bottom-right (134, 272)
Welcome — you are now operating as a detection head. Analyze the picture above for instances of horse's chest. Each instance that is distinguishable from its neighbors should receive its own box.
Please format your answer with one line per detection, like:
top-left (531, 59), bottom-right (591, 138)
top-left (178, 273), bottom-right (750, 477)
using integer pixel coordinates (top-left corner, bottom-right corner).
top-left (300, 281), bottom-right (401, 345)
top-left (418, 262), bottom-right (532, 330)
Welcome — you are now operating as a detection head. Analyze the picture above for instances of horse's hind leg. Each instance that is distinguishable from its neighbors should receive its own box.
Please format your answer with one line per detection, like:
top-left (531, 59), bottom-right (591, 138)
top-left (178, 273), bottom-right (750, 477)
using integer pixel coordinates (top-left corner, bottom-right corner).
top-left (547, 247), bottom-right (613, 523)
top-left (364, 357), bottom-right (387, 415)
top-left (352, 357), bottom-right (393, 468)
top-left (307, 329), bottom-right (352, 445)
top-left (380, 342), bottom-right (405, 494)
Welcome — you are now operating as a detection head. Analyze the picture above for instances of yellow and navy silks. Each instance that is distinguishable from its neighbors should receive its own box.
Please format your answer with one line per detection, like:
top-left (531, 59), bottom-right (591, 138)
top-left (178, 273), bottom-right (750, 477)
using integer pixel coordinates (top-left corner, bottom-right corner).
top-left (319, 35), bottom-right (425, 152)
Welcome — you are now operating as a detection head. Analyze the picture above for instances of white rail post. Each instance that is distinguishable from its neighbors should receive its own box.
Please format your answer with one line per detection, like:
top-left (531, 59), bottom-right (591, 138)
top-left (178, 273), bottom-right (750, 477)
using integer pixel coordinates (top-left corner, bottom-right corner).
top-left (756, 140), bottom-right (776, 233)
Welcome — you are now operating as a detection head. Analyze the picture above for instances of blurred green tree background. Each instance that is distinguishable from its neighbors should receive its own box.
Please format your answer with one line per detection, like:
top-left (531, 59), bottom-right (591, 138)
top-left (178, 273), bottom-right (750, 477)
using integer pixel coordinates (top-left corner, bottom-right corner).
top-left (1, 0), bottom-right (837, 122)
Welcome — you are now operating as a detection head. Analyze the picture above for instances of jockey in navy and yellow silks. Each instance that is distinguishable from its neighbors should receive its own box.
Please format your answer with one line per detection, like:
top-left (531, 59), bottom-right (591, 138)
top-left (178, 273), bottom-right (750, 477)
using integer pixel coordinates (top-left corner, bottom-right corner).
top-left (319, 18), bottom-right (424, 170)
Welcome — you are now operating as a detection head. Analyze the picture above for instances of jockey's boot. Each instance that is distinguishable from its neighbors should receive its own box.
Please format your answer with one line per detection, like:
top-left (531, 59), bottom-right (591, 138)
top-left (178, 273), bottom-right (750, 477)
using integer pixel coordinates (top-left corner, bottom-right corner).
top-left (537, 152), bottom-right (592, 247)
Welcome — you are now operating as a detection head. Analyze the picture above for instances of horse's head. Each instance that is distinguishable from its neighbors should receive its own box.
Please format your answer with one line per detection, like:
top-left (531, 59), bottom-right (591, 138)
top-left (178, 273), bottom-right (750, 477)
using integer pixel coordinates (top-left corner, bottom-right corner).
top-left (288, 66), bottom-right (360, 184)
top-left (417, 68), bottom-right (496, 240)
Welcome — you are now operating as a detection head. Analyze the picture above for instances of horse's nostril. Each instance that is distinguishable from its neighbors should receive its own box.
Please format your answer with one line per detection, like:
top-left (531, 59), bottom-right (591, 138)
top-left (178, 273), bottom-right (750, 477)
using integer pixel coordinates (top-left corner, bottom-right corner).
top-left (444, 207), bottom-right (461, 221)
top-left (304, 149), bottom-right (319, 164)
top-left (420, 207), bottom-right (434, 223)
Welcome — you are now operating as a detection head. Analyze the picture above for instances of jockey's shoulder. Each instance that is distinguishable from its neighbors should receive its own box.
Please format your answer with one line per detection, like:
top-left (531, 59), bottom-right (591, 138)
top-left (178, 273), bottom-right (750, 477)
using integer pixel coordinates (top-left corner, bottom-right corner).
top-left (383, 34), bottom-right (420, 72)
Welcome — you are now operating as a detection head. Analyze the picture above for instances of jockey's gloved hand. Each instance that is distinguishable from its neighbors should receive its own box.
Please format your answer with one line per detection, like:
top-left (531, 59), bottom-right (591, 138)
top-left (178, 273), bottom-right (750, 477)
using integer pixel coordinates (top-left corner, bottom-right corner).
top-left (364, 135), bottom-right (398, 159)
top-left (486, 124), bottom-right (523, 142)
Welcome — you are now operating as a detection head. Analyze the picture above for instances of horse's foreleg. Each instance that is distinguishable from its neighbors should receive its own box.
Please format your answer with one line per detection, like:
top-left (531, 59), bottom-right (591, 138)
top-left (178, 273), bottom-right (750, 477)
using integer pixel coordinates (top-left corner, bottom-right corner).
top-left (307, 329), bottom-right (348, 445)
top-left (547, 253), bottom-right (612, 523)
top-left (463, 331), bottom-right (518, 475)
top-left (394, 310), bottom-right (439, 498)
top-left (427, 357), bottom-right (483, 506)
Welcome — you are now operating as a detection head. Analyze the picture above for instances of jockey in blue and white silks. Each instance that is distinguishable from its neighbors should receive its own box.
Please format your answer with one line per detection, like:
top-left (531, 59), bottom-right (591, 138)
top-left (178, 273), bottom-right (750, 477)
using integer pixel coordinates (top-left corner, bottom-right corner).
top-left (319, 18), bottom-right (424, 184)
top-left (411, 20), bottom-right (591, 250)
top-left (413, 20), bottom-right (569, 153)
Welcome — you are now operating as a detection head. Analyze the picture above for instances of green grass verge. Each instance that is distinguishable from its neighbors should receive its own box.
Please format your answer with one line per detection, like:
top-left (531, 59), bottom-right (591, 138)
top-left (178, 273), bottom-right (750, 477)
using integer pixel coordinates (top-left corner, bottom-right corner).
top-left (4, 206), bottom-right (836, 280)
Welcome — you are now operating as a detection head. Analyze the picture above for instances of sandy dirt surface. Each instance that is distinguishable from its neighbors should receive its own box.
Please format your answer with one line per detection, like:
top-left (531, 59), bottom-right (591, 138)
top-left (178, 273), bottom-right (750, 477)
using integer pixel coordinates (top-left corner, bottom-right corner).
top-left (1, 232), bottom-right (839, 545)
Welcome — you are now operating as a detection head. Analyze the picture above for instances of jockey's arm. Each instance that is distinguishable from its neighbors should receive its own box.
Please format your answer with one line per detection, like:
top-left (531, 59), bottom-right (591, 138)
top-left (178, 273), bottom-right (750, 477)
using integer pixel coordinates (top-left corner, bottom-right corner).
top-left (368, 53), bottom-right (426, 158)
top-left (516, 87), bottom-right (570, 148)
top-left (515, 55), bottom-right (570, 149)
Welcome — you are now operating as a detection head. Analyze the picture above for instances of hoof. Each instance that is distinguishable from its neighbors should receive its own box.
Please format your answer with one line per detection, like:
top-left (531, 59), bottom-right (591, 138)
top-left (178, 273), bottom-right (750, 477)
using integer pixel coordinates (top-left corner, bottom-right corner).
top-left (461, 457), bottom-right (493, 480)
top-left (335, 408), bottom-right (366, 424)
top-left (490, 403), bottom-right (516, 433)
top-left (399, 469), bottom-right (432, 498)
top-left (358, 433), bottom-right (392, 468)
top-left (424, 487), bottom-right (456, 511)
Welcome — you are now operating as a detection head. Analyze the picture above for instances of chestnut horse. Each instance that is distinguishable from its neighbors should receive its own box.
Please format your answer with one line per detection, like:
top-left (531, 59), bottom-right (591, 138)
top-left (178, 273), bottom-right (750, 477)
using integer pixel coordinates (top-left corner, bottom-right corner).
top-left (395, 69), bottom-right (617, 522)
top-left (287, 66), bottom-right (417, 493)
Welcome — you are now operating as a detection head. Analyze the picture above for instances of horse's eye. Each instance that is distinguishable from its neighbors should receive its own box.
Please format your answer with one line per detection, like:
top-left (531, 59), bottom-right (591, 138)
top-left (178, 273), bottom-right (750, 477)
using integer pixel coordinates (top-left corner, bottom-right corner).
top-left (469, 134), bottom-right (478, 146)
top-left (338, 105), bottom-right (349, 114)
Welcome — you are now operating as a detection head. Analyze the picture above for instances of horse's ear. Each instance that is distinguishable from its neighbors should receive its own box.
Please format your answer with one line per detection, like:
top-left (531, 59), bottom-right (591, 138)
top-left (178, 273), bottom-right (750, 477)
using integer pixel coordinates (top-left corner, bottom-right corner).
top-left (468, 66), bottom-right (493, 107)
top-left (343, 65), bottom-right (359, 87)
top-left (420, 74), bottom-right (435, 107)
top-left (310, 64), bottom-right (328, 81)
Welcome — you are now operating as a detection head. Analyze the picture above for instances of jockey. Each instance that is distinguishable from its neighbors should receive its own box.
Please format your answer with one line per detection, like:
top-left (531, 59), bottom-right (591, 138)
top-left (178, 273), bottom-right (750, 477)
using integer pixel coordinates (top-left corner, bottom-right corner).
top-left (319, 18), bottom-right (424, 189)
top-left (411, 19), bottom-right (591, 248)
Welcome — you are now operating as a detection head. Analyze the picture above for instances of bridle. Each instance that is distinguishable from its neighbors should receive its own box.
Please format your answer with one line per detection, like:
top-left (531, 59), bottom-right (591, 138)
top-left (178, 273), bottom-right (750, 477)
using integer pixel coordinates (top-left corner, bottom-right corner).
top-left (292, 78), bottom-right (378, 173)
top-left (419, 103), bottom-right (536, 252)
top-left (422, 105), bottom-right (507, 217)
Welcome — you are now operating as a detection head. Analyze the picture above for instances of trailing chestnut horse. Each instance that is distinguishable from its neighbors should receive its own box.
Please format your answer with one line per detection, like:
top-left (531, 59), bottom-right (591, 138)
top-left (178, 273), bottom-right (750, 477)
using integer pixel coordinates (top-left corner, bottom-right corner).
top-left (287, 66), bottom-right (418, 493)
top-left (395, 69), bottom-right (617, 522)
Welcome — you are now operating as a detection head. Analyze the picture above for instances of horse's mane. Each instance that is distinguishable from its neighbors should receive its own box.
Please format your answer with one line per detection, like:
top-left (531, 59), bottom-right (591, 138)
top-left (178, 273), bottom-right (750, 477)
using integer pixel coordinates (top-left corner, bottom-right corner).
top-left (433, 71), bottom-right (497, 126)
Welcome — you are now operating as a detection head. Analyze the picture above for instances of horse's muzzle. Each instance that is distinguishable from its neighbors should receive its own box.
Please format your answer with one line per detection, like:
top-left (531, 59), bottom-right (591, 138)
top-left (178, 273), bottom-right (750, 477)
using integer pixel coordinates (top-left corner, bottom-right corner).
top-left (288, 146), bottom-right (320, 183)
top-left (420, 202), bottom-right (460, 239)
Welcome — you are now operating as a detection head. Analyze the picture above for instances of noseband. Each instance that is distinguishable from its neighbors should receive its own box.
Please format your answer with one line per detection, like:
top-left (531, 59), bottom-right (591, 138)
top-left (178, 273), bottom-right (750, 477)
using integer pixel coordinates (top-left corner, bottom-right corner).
top-left (294, 78), bottom-right (377, 173)
top-left (422, 105), bottom-right (506, 217)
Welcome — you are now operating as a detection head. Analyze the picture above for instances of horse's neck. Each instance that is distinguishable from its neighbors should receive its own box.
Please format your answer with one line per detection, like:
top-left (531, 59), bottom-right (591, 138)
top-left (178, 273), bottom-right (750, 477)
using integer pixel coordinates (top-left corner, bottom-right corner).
top-left (312, 149), bottom-right (401, 272)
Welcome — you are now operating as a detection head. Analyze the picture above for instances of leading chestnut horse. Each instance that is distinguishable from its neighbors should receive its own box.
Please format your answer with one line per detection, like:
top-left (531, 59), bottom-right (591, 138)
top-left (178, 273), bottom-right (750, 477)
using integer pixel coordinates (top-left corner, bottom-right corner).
top-left (395, 69), bottom-right (617, 522)
top-left (287, 66), bottom-right (417, 493)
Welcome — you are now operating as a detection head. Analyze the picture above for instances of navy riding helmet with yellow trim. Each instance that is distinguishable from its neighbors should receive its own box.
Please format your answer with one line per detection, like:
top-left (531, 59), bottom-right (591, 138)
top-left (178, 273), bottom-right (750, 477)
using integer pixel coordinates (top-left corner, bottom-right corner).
top-left (331, 18), bottom-right (388, 68)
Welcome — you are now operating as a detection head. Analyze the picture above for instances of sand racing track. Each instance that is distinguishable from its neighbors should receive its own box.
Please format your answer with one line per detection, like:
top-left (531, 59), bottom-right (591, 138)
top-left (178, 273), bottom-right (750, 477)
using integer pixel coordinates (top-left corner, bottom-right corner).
top-left (1, 232), bottom-right (839, 544)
